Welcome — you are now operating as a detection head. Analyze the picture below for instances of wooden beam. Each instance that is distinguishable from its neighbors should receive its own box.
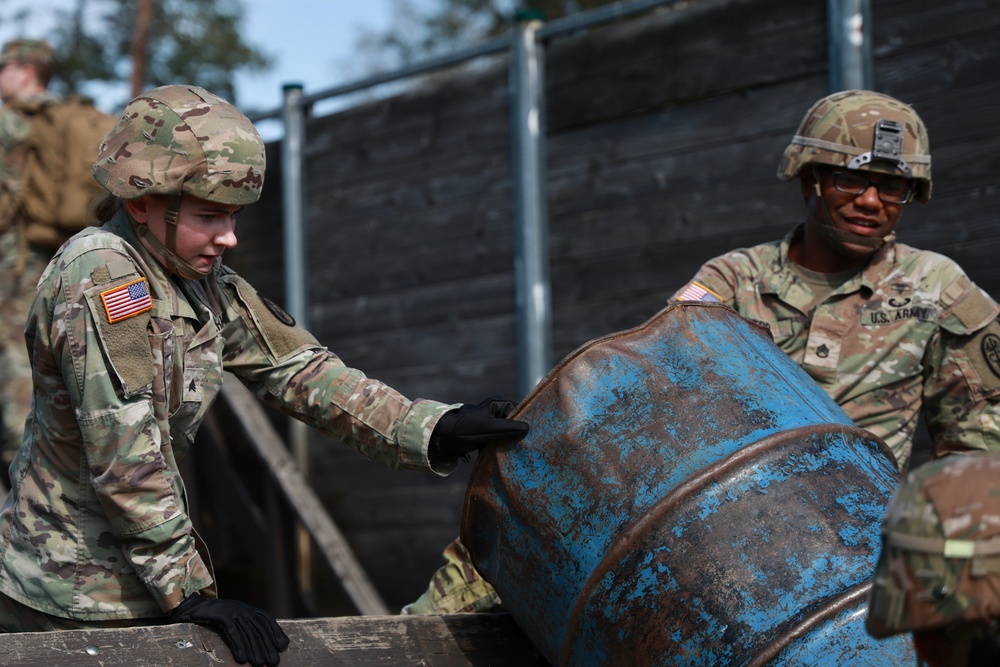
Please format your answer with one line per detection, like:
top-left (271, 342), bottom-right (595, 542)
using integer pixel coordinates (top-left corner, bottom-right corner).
top-left (218, 374), bottom-right (390, 615)
top-left (1, 614), bottom-right (548, 666)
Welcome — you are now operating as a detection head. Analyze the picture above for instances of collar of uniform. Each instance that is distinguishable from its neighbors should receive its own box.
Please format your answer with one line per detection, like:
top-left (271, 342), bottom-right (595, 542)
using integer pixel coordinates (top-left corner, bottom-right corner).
top-left (757, 226), bottom-right (802, 296)
top-left (859, 238), bottom-right (897, 295)
top-left (765, 224), bottom-right (897, 299)
top-left (108, 209), bottom-right (200, 321)
top-left (109, 209), bottom-right (166, 284)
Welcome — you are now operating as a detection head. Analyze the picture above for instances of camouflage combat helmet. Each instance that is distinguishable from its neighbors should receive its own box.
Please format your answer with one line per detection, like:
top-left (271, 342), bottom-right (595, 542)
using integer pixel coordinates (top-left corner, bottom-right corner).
top-left (0, 38), bottom-right (54, 66)
top-left (93, 85), bottom-right (264, 279)
top-left (777, 90), bottom-right (932, 203)
top-left (866, 452), bottom-right (1000, 640)
top-left (93, 84), bottom-right (265, 205)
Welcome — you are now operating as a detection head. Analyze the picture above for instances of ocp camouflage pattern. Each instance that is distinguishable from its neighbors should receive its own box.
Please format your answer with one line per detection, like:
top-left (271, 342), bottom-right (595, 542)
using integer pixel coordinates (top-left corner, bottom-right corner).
top-left (0, 90), bottom-right (63, 470)
top-left (0, 232), bottom-right (52, 469)
top-left (672, 226), bottom-right (1000, 472)
top-left (402, 537), bottom-right (502, 614)
top-left (0, 91), bottom-right (60, 229)
top-left (0, 104), bottom-right (30, 205)
top-left (92, 85), bottom-right (265, 205)
top-left (866, 452), bottom-right (1000, 637)
top-left (0, 211), bottom-right (458, 621)
top-left (0, 39), bottom-right (54, 66)
top-left (777, 89), bottom-right (932, 202)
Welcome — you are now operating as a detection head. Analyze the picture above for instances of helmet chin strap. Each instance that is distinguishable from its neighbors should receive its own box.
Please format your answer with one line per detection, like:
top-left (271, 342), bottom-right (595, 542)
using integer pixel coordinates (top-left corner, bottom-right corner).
top-left (131, 194), bottom-right (208, 281)
top-left (810, 167), bottom-right (895, 250)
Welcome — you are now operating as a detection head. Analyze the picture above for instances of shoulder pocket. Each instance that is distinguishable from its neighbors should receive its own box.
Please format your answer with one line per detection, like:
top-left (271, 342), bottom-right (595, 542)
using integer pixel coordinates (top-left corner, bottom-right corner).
top-left (223, 275), bottom-right (319, 361)
top-left (936, 276), bottom-right (1000, 394)
top-left (940, 276), bottom-right (999, 335)
top-left (84, 275), bottom-right (154, 397)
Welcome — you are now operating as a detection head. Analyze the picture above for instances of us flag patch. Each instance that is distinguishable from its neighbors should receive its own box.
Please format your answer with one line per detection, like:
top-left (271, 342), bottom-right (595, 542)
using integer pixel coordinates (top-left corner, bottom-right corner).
top-left (100, 277), bottom-right (153, 323)
top-left (676, 281), bottom-right (722, 302)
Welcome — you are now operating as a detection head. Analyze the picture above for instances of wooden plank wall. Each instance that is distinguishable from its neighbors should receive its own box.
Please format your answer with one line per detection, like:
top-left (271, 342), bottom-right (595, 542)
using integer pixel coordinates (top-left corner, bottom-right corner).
top-left (225, 0), bottom-right (1000, 613)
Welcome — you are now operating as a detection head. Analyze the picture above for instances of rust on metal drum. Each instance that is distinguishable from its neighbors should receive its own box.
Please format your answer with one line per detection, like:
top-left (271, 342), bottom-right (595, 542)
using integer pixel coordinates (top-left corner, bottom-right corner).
top-left (462, 302), bottom-right (914, 666)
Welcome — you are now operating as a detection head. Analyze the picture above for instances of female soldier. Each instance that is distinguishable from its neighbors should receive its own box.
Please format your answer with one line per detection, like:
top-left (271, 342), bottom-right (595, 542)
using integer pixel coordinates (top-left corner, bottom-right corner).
top-left (0, 85), bottom-right (527, 667)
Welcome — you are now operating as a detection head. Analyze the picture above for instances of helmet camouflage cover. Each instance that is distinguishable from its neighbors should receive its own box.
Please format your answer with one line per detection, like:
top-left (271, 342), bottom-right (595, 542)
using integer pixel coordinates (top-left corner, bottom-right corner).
top-left (93, 84), bottom-right (265, 205)
top-left (777, 90), bottom-right (932, 203)
top-left (866, 453), bottom-right (1000, 638)
top-left (0, 38), bottom-right (54, 66)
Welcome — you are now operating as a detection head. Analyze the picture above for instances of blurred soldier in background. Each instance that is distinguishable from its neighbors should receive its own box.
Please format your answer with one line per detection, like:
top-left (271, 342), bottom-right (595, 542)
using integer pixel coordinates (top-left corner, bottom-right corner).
top-left (867, 452), bottom-right (1000, 666)
top-left (0, 39), bottom-right (59, 492)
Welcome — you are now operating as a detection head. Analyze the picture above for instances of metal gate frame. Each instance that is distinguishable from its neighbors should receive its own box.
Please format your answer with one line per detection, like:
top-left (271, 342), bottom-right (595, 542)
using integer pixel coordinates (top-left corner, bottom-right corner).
top-left (249, 0), bottom-right (872, 399)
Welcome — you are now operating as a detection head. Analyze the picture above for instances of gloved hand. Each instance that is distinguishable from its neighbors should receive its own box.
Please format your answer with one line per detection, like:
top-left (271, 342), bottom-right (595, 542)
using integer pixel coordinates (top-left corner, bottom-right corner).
top-left (429, 397), bottom-right (529, 463)
top-left (169, 593), bottom-right (290, 667)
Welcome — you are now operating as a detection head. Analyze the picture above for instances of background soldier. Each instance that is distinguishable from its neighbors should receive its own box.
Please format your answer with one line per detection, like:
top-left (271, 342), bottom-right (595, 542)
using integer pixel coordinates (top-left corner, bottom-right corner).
top-left (867, 452), bottom-right (1000, 666)
top-left (0, 39), bottom-right (59, 492)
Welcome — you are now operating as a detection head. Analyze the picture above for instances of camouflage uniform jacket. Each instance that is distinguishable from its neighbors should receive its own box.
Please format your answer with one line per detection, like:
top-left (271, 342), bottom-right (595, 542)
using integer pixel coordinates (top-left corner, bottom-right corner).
top-left (0, 91), bottom-right (60, 232)
top-left (672, 225), bottom-right (1000, 471)
top-left (0, 211), bottom-right (457, 621)
top-left (0, 100), bottom-right (31, 204)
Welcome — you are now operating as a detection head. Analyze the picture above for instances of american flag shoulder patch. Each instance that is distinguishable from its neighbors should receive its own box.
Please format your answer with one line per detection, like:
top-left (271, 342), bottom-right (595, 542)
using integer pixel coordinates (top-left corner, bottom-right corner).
top-left (100, 277), bottom-right (153, 323)
top-left (676, 281), bottom-right (723, 303)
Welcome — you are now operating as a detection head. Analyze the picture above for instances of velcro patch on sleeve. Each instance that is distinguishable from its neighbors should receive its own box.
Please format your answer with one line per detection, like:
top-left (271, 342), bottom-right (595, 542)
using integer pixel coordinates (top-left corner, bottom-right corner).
top-left (87, 275), bottom-right (154, 396)
top-left (100, 277), bottom-right (153, 324)
top-left (949, 287), bottom-right (998, 332)
top-left (230, 276), bottom-right (320, 361)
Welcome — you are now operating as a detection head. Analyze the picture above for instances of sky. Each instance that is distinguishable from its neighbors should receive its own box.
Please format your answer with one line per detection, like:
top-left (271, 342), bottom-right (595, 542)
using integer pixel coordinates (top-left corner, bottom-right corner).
top-left (234, 1), bottom-right (423, 114)
top-left (0, 0), bottom-right (430, 138)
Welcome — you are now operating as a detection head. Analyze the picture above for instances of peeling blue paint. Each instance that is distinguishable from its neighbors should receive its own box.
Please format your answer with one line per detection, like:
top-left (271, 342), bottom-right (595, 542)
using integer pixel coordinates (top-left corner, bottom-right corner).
top-left (463, 305), bottom-right (914, 665)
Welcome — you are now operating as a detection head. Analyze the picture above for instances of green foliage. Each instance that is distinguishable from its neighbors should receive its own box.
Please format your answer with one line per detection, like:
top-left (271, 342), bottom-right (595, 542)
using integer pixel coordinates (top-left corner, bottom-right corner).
top-left (49, 2), bottom-right (118, 94)
top-left (5, 0), bottom-right (271, 105)
top-left (100, 0), bottom-right (272, 102)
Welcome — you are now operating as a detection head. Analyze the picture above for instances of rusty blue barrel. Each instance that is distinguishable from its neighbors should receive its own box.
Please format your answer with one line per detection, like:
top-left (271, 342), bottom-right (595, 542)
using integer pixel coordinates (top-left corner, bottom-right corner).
top-left (462, 302), bottom-right (915, 665)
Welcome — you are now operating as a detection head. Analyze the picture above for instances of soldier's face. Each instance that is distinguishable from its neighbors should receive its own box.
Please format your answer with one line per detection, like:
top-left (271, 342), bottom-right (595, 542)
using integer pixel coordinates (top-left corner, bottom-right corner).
top-left (799, 167), bottom-right (907, 266)
top-left (127, 195), bottom-right (241, 275)
top-left (0, 62), bottom-right (29, 103)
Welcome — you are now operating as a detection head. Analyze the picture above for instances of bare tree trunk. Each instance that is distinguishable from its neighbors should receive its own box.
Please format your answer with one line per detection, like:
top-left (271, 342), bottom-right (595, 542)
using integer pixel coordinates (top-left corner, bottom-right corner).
top-left (130, 0), bottom-right (155, 97)
top-left (66, 0), bottom-right (88, 94)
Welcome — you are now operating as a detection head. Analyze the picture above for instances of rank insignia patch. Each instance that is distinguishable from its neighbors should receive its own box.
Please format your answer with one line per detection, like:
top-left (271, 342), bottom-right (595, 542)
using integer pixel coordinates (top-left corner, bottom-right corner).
top-left (100, 277), bottom-right (153, 323)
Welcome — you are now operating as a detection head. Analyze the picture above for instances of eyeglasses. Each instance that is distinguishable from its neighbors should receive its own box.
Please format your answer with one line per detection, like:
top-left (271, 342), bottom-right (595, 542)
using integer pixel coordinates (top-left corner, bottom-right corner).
top-left (830, 170), bottom-right (914, 205)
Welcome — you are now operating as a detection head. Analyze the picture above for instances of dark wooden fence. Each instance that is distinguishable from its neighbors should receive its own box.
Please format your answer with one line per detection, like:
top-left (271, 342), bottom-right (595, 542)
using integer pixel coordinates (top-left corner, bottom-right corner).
top-left (223, 0), bottom-right (1000, 613)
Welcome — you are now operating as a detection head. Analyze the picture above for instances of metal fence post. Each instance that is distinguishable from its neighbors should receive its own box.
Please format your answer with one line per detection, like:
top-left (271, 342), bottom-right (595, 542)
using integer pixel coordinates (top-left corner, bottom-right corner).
top-left (827, 0), bottom-right (873, 91)
top-left (281, 83), bottom-right (308, 330)
top-left (510, 15), bottom-right (552, 397)
top-left (281, 82), bottom-right (313, 594)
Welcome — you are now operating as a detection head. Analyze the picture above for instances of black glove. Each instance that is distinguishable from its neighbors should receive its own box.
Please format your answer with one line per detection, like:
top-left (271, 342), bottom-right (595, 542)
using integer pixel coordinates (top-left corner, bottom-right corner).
top-left (429, 397), bottom-right (529, 463)
top-left (169, 593), bottom-right (290, 667)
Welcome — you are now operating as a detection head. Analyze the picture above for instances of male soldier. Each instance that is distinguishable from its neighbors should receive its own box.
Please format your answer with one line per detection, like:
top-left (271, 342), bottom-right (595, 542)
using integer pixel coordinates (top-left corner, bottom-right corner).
top-left (404, 89), bottom-right (1000, 615)
top-left (866, 452), bottom-right (1000, 666)
top-left (672, 89), bottom-right (1000, 473)
top-left (0, 39), bottom-right (59, 491)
